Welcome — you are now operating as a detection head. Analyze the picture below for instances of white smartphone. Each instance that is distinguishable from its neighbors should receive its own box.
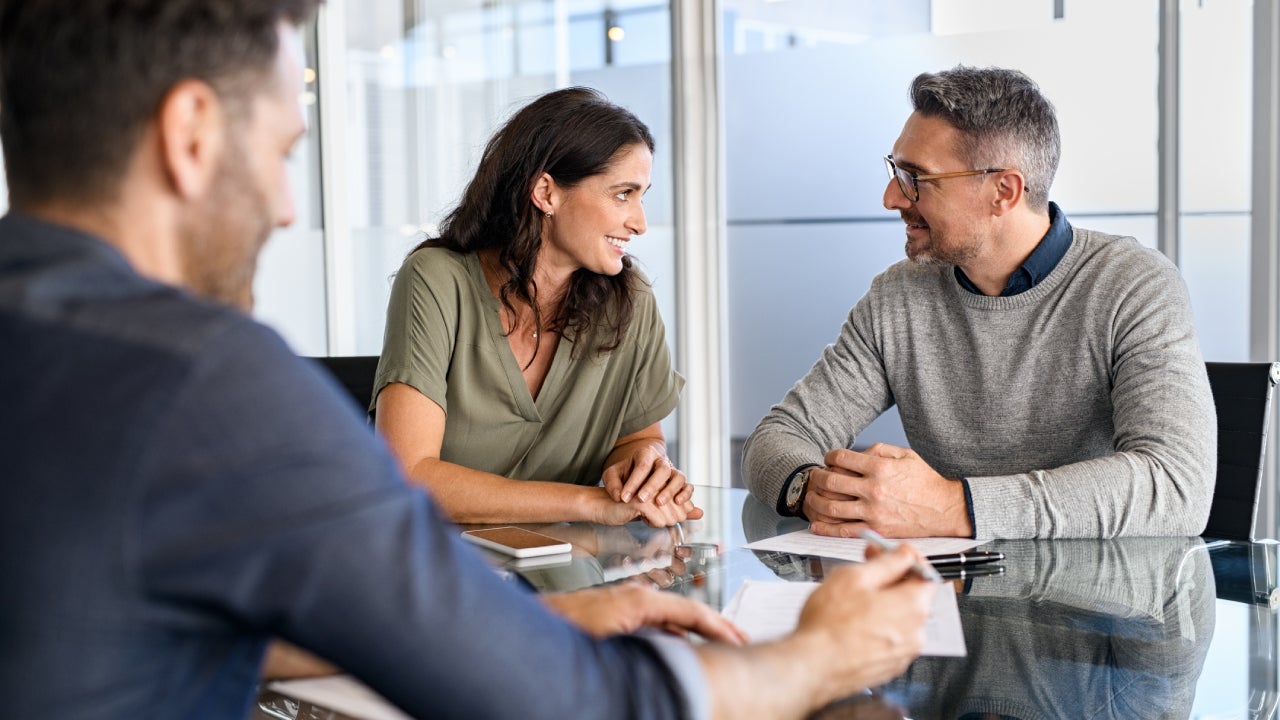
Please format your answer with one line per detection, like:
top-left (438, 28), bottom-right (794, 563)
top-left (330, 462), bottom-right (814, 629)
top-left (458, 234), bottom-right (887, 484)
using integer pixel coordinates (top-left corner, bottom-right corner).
top-left (461, 527), bottom-right (573, 558)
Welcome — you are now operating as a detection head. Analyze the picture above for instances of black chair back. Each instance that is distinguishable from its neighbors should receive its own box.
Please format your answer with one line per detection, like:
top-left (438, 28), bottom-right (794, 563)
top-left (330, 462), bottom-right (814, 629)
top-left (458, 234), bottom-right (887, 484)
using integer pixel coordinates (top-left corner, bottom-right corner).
top-left (1203, 361), bottom-right (1280, 540)
top-left (306, 356), bottom-right (381, 416)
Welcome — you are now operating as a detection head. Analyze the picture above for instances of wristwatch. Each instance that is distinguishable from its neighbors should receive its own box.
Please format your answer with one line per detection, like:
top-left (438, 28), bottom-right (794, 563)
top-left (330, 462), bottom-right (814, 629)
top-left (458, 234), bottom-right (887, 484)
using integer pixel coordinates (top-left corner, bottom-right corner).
top-left (780, 465), bottom-right (817, 517)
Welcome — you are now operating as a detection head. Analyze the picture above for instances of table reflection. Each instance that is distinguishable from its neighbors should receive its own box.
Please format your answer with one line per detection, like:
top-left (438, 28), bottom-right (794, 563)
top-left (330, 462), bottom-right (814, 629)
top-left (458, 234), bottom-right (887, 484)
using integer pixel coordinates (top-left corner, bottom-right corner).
top-left (879, 538), bottom-right (1215, 720)
top-left (255, 487), bottom-right (1280, 720)
top-left (508, 523), bottom-right (705, 592)
top-left (740, 492), bottom-right (1218, 719)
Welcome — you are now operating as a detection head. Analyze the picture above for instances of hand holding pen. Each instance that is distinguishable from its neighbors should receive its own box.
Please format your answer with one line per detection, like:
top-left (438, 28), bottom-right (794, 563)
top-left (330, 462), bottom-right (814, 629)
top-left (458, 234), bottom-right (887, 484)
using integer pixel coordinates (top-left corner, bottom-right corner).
top-left (859, 529), bottom-right (943, 583)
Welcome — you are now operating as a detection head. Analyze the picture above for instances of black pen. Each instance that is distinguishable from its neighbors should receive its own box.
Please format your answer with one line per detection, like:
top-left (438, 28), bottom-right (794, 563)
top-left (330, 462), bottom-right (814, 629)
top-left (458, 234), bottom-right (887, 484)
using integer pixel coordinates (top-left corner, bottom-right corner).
top-left (927, 550), bottom-right (1005, 567)
top-left (938, 564), bottom-right (1005, 580)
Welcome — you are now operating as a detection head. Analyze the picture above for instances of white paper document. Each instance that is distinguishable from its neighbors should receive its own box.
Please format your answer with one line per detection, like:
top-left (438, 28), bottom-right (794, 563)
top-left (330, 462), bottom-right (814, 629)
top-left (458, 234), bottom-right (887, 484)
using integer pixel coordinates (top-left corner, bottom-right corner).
top-left (268, 675), bottom-right (412, 720)
top-left (744, 529), bottom-right (982, 562)
top-left (722, 579), bottom-right (967, 657)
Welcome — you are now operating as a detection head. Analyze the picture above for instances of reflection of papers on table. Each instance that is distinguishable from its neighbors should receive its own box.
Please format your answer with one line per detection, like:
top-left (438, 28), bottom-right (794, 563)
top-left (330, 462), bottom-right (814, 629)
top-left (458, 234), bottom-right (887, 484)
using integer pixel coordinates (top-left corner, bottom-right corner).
top-left (268, 675), bottom-right (411, 720)
top-left (743, 529), bottom-right (982, 562)
top-left (722, 579), bottom-right (967, 657)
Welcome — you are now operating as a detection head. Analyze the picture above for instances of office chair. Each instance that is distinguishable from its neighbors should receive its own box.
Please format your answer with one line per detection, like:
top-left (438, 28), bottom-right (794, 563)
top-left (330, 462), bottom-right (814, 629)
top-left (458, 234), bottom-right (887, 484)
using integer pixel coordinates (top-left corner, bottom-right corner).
top-left (305, 355), bottom-right (381, 416)
top-left (1202, 361), bottom-right (1280, 541)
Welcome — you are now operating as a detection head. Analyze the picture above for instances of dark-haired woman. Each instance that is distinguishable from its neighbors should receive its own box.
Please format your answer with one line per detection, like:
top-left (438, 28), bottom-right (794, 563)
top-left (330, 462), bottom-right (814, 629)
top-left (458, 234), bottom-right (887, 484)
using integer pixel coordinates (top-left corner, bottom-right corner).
top-left (371, 87), bottom-right (700, 527)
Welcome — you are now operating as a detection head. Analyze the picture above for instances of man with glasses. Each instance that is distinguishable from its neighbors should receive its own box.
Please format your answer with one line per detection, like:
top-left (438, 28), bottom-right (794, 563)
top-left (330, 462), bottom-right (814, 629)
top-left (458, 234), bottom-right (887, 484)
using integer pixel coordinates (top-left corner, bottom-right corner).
top-left (744, 66), bottom-right (1215, 540)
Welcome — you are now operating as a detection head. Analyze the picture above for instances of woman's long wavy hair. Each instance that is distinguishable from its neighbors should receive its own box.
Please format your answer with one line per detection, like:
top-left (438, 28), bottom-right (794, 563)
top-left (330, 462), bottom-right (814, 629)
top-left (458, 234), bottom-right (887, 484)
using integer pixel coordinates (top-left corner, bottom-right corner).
top-left (414, 87), bottom-right (654, 361)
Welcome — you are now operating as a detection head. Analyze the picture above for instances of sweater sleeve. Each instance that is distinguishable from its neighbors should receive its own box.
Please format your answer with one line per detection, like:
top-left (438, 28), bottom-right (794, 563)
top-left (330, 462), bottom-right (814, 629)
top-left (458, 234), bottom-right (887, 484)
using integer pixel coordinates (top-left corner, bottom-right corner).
top-left (742, 289), bottom-right (895, 510)
top-left (966, 249), bottom-right (1217, 538)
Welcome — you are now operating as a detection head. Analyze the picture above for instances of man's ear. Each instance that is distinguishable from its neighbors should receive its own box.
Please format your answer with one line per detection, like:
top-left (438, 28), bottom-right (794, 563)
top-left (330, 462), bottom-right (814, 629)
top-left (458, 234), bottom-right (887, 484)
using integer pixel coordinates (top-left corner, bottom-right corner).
top-left (157, 79), bottom-right (227, 200)
top-left (990, 169), bottom-right (1025, 216)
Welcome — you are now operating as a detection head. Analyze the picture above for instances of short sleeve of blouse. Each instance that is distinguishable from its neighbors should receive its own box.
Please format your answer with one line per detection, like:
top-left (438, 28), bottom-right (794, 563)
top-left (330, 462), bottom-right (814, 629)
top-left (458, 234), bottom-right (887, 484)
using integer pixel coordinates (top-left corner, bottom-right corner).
top-left (371, 248), bottom-right (464, 414)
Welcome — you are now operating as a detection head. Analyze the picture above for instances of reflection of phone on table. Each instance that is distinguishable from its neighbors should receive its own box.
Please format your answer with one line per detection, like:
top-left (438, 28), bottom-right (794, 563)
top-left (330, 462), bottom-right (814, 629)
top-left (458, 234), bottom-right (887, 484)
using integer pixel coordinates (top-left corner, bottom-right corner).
top-left (461, 527), bottom-right (573, 558)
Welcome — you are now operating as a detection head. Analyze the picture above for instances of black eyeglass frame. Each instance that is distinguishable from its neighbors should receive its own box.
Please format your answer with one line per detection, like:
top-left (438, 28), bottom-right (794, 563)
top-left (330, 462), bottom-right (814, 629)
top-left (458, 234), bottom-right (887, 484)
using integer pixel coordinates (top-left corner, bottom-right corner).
top-left (884, 155), bottom-right (1006, 202)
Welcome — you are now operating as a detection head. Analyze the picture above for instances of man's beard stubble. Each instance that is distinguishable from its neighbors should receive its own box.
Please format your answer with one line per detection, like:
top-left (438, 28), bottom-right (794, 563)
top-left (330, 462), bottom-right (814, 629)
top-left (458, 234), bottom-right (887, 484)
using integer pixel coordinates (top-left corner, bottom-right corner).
top-left (902, 215), bottom-right (982, 268)
top-left (178, 138), bottom-right (272, 311)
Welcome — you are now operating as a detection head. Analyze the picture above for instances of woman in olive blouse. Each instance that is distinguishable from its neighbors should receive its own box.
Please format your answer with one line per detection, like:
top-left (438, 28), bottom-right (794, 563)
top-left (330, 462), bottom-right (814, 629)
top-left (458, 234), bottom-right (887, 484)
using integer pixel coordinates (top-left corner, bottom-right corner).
top-left (372, 87), bottom-right (700, 527)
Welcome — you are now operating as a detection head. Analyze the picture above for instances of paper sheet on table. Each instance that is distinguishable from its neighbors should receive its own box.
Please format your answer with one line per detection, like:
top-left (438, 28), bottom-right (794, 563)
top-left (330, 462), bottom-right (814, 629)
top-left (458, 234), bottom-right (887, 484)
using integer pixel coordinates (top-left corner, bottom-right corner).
top-left (268, 675), bottom-right (412, 720)
top-left (722, 579), bottom-right (967, 657)
top-left (744, 529), bottom-right (982, 562)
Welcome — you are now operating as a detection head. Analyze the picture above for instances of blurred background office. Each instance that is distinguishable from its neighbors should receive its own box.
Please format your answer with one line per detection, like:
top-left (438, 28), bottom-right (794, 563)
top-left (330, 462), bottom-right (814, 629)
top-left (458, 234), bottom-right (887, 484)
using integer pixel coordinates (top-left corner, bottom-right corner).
top-left (2, 0), bottom-right (1273, 519)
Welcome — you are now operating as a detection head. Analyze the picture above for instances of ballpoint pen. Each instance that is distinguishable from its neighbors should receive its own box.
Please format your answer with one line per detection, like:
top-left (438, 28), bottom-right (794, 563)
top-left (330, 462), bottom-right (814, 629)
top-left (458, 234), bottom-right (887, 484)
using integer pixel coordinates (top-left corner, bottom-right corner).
top-left (858, 529), bottom-right (943, 583)
top-left (927, 550), bottom-right (1005, 567)
top-left (937, 564), bottom-right (1005, 580)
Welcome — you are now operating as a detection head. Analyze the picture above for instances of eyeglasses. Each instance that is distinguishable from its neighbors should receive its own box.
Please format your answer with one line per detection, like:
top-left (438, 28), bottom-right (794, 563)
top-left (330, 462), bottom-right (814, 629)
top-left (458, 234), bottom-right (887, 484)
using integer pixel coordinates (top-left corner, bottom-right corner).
top-left (884, 155), bottom-right (1005, 202)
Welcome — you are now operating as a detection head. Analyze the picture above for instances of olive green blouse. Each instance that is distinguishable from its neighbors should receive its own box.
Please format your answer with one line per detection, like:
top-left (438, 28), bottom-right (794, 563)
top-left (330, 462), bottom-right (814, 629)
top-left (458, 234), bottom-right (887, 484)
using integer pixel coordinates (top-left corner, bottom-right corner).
top-left (373, 247), bottom-right (683, 486)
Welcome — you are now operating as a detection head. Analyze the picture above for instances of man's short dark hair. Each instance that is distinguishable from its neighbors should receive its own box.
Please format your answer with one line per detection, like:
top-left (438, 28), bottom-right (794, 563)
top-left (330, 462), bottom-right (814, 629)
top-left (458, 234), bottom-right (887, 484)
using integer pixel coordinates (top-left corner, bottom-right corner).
top-left (0, 0), bottom-right (321, 208)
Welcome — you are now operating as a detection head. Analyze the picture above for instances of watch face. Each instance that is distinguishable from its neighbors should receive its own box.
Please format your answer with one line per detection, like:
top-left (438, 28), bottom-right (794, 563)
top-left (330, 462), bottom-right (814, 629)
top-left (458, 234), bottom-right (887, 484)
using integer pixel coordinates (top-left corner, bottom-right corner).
top-left (786, 470), bottom-right (807, 509)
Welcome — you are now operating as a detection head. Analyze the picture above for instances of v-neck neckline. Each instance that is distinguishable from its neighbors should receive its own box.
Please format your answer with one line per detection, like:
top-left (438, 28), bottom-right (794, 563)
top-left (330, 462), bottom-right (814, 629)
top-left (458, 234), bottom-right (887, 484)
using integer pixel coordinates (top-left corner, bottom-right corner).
top-left (465, 252), bottom-right (573, 418)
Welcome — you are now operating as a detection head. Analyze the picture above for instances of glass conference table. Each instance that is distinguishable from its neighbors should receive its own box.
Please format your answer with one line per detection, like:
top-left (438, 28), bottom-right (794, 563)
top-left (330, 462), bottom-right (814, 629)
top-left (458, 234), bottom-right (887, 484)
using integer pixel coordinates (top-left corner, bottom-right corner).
top-left (256, 485), bottom-right (1280, 719)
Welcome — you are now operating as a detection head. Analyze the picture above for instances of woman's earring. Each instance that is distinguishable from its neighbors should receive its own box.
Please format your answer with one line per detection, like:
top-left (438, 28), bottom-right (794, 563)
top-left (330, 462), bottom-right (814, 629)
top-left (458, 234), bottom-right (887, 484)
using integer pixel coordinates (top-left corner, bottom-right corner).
top-left (545, 211), bottom-right (553, 218)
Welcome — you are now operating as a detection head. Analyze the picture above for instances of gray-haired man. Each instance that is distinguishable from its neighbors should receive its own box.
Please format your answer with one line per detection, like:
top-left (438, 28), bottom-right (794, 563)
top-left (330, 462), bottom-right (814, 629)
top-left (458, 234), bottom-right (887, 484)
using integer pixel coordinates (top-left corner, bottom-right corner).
top-left (745, 66), bottom-right (1215, 540)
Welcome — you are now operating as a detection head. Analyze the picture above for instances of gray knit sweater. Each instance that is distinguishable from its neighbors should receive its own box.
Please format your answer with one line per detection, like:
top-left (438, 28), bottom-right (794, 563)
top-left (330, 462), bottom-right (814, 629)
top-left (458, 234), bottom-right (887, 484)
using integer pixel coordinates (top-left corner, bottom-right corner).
top-left (742, 227), bottom-right (1217, 538)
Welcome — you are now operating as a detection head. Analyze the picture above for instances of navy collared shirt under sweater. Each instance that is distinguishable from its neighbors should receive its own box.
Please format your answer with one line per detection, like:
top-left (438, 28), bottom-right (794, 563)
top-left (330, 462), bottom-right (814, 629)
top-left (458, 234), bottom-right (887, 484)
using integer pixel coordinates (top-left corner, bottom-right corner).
top-left (955, 202), bottom-right (1073, 297)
